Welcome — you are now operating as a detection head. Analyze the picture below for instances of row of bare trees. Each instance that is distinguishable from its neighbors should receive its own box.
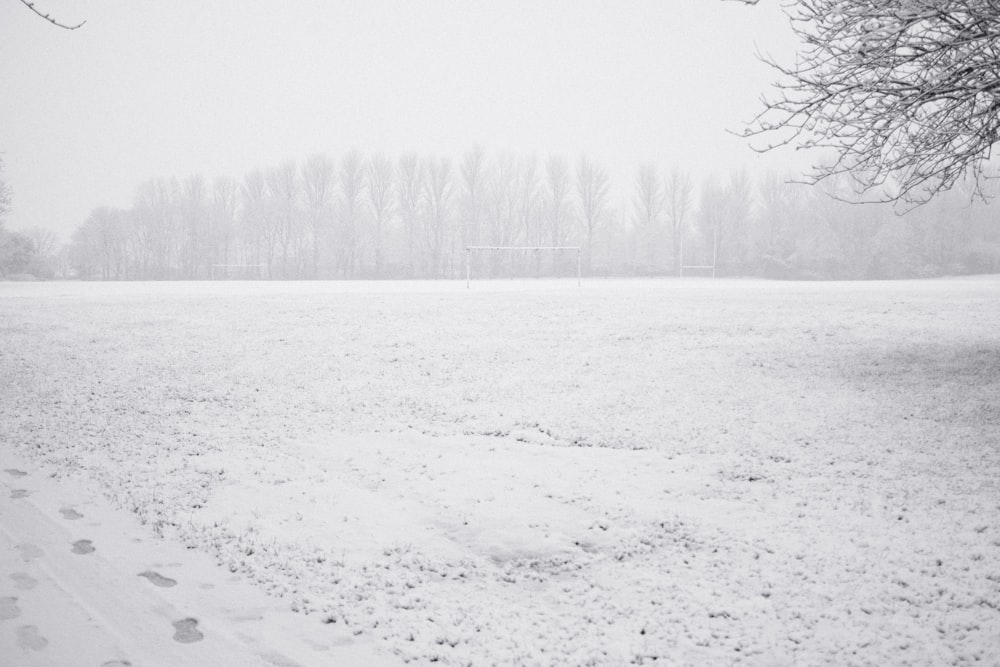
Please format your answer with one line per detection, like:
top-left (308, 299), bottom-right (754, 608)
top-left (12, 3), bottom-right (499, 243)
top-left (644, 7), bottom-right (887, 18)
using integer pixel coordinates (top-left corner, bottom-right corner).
top-left (683, 170), bottom-right (1000, 279)
top-left (65, 147), bottom-right (1000, 281)
top-left (69, 149), bottom-right (695, 280)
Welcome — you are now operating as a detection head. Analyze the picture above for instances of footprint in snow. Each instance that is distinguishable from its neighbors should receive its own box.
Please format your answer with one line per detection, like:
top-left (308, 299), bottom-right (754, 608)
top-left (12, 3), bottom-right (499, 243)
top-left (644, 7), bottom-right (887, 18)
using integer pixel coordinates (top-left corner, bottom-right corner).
top-left (10, 572), bottom-right (38, 590)
top-left (0, 597), bottom-right (21, 621)
top-left (172, 617), bottom-right (204, 643)
top-left (71, 539), bottom-right (95, 555)
top-left (59, 508), bottom-right (84, 520)
top-left (16, 625), bottom-right (48, 651)
top-left (258, 650), bottom-right (304, 667)
top-left (138, 571), bottom-right (177, 587)
top-left (10, 489), bottom-right (31, 499)
top-left (234, 612), bottom-right (264, 622)
top-left (4, 469), bottom-right (27, 478)
top-left (15, 543), bottom-right (43, 562)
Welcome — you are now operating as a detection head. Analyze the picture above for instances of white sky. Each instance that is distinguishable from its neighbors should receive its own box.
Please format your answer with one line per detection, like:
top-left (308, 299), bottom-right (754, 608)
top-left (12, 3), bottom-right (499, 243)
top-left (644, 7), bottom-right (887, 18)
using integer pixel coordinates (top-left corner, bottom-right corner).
top-left (0, 0), bottom-right (806, 239)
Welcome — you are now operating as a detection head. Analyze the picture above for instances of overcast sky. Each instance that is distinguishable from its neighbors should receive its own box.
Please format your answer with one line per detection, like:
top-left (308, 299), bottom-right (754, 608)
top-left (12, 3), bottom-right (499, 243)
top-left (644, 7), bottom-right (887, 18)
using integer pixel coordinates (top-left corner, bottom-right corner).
top-left (0, 0), bottom-right (805, 239)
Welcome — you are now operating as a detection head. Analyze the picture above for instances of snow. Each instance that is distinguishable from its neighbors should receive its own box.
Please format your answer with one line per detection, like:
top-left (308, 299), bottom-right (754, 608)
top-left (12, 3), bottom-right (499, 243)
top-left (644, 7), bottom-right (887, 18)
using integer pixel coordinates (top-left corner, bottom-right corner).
top-left (1, 277), bottom-right (998, 665)
top-left (0, 450), bottom-right (398, 666)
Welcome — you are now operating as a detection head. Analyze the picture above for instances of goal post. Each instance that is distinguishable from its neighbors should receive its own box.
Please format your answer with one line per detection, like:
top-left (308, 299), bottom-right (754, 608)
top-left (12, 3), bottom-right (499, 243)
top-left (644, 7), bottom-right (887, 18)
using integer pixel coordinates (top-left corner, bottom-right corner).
top-left (678, 226), bottom-right (717, 278)
top-left (465, 246), bottom-right (581, 287)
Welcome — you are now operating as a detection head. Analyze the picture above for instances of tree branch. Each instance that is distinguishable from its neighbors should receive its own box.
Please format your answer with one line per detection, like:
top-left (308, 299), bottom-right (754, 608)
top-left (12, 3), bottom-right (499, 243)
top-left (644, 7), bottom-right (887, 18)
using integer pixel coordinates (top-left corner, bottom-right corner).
top-left (738, 0), bottom-right (1000, 207)
top-left (19, 0), bottom-right (86, 30)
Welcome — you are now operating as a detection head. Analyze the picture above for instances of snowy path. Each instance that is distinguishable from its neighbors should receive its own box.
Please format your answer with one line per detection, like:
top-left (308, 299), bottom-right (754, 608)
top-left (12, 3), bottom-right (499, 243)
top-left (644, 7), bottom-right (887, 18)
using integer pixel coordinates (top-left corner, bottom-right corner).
top-left (0, 453), bottom-right (400, 667)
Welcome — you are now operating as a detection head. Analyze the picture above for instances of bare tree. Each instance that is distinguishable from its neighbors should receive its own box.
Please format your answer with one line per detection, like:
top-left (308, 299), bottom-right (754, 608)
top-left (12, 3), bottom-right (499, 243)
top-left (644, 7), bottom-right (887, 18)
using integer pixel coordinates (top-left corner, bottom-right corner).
top-left (25, 227), bottom-right (57, 258)
top-left (756, 171), bottom-right (807, 276)
top-left (664, 167), bottom-right (693, 275)
top-left (396, 154), bottom-right (423, 278)
top-left (132, 178), bottom-right (177, 278)
top-left (697, 176), bottom-right (725, 272)
top-left (240, 169), bottom-right (268, 275)
top-left (302, 154), bottom-right (335, 278)
top-left (517, 156), bottom-right (543, 276)
top-left (366, 153), bottom-right (395, 278)
top-left (632, 163), bottom-right (664, 271)
top-left (458, 146), bottom-right (487, 277)
top-left (72, 207), bottom-right (130, 279)
top-left (264, 162), bottom-right (300, 278)
top-left (576, 156), bottom-right (611, 274)
top-left (459, 145), bottom-right (487, 256)
top-left (544, 156), bottom-right (573, 275)
top-left (740, 0), bottom-right (1000, 205)
top-left (720, 169), bottom-right (754, 274)
top-left (339, 150), bottom-right (365, 278)
top-left (421, 157), bottom-right (454, 278)
top-left (181, 175), bottom-right (209, 278)
top-left (484, 154), bottom-right (519, 276)
top-left (0, 158), bottom-right (11, 230)
top-left (210, 177), bottom-right (238, 274)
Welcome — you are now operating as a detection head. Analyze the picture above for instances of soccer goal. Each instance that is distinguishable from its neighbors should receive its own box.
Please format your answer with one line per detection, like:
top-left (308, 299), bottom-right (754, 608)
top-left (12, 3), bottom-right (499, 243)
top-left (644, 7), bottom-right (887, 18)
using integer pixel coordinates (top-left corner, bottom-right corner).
top-left (210, 264), bottom-right (266, 280)
top-left (465, 246), bottom-right (582, 287)
top-left (678, 227), bottom-right (717, 278)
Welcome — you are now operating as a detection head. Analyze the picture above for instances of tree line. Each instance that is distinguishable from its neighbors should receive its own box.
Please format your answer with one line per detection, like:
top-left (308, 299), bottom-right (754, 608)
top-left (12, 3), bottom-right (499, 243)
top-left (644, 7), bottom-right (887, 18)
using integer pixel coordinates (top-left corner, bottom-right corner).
top-left (5, 148), bottom-right (1000, 281)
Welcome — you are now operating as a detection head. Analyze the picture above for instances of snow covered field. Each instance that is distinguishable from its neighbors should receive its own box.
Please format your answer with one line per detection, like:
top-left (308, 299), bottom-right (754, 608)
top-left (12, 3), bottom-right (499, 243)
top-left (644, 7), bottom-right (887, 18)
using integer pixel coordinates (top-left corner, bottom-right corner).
top-left (1, 277), bottom-right (998, 665)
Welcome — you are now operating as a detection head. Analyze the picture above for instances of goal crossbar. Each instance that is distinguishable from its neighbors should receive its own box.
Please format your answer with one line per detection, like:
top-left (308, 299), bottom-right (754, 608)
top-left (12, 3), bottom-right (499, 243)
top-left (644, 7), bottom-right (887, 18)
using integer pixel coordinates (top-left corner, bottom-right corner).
top-left (466, 246), bottom-right (581, 251)
top-left (465, 246), bottom-right (581, 286)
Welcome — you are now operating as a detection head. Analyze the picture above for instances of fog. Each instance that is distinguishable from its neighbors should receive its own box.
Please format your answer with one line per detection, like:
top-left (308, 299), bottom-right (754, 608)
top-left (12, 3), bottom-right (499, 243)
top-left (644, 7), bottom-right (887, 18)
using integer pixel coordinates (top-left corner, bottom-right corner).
top-left (0, 0), bottom-right (799, 240)
top-left (2, 4), bottom-right (999, 664)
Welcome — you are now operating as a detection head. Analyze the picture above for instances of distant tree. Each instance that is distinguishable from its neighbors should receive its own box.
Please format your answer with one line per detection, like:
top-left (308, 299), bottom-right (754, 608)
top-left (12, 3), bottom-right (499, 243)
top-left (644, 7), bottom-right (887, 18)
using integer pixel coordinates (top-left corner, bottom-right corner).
top-left (240, 170), bottom-right (268, 275)
top-left (25, 227), bottom-right (56, 258)
top-left (483, 154), bottom-right (519, 276)
top-left (816, 177), bottom-right (888, 278)
top-left (339, 150), bottom-right (365, 278)
top-left (0, 158), bottom-right (11, 230)
top-left (696, 177), bottom-right (724, 270)
top-left (664, 167), bottom-right (693, 275)
top-left (421, 157), bottom-right (454, 278)
top-left (459, 146), bottom-right (486, 251)
top-left (517, 156), bottom-right (544, 276)
top-left (70, 207), bottom-right (130, 279)
top-left (719, 169), bottom-right (754, 274)
top-left (576, 156), bottom-right (611, 274)
top-left (181, 175), bottom-right (209, 278)
top-left (20, 227), bottom-right (58, 278)
top-left (542, 156), bottom-right (574, 275)
top-left (484, 155), bottom-right (516, 245)
top-left (544, 156), bottom-right (572, 253)
top-left (302, 154), bottom-right (335, 278)
top-left (210, 177), bottom-right (238, 274)
top-left (366, 153), bottom-right (395, 278)
top-left (632, 163), bottom-right (664, 272)
top-left (697, 170), bottom-right (755, 275)
top-left (396, 154), bottom-right (423, 278)
top-left (740, 0), bottom-right (1000, 205)
top-left (755, 172), bottom-right (807, 277)
top-left (0, 231), bottom-right (33, 277)
top-left (265, 161), bottom-right (299, 278)
top-left (132, 177), bottom-right (181, 278)
top-left (131, 180), bottom-right (154, 277)
top-left (68, 218), bottom-right (99, 279)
